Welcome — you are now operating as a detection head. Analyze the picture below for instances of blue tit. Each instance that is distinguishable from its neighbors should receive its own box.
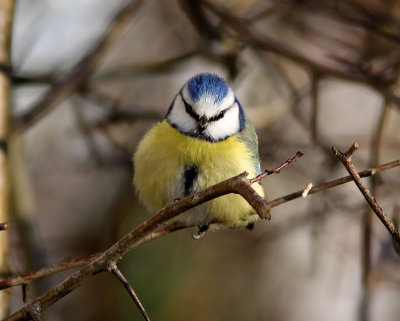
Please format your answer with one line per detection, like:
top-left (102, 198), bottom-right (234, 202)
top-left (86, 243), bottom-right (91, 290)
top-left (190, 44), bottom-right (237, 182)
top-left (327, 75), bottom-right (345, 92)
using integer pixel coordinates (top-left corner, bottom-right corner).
top-left (133, 73), bottom-right (264, 231)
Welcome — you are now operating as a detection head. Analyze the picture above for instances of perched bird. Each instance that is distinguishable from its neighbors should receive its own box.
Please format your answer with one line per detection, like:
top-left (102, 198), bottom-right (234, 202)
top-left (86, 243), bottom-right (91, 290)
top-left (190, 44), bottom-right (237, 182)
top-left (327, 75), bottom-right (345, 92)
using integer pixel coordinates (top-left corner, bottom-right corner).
top-left (133, 73), bottom-right (264, 232)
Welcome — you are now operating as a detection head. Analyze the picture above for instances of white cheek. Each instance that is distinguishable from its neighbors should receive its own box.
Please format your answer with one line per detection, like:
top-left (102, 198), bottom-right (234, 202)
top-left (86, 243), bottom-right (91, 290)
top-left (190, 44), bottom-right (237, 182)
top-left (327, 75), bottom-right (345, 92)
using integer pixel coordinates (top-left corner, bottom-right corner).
top-left (206, 106), bottom-right (240, 140)
top-left (167, 98), bottom-right (197, 132)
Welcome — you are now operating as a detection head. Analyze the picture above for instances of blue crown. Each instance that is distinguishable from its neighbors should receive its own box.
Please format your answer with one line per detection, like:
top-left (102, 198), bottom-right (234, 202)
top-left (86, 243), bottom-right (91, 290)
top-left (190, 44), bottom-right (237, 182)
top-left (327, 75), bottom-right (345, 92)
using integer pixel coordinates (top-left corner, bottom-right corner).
top-left (186, 73), bottom-right (229, 104)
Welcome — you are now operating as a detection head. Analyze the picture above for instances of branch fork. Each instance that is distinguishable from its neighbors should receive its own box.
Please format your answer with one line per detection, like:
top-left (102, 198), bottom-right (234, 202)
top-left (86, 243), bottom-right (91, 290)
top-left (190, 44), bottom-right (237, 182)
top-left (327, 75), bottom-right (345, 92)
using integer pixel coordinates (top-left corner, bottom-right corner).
top-left (333, 143), bottom-right (400, 247)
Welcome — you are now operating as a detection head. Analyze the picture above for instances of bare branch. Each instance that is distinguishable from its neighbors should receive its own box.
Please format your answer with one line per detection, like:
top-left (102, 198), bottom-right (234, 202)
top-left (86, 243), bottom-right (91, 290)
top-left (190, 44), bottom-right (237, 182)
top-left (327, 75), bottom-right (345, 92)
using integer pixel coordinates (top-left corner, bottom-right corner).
top-left (0, 253), bottom-right (101, 290)
top-left (109, 265), bottom-right (150, 321)
top-left (333, 143), bottom-right (400, 247)
top-left (2, 150), bottom-right (400, 319)
top-left (267, 158), bottom-right (400, 209)
top-left (3, 155), bottom-right (294, 320)
top-left (0, 222), bottom-right (189, 291)
top-left (2, 154), bottom-right (400, 297)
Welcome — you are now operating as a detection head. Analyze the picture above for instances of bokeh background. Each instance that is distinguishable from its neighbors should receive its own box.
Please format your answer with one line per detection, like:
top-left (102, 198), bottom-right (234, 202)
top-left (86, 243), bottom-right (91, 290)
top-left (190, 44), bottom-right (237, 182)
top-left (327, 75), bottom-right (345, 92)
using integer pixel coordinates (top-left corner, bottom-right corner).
top-left (2, 0), bottom-right (400, 320)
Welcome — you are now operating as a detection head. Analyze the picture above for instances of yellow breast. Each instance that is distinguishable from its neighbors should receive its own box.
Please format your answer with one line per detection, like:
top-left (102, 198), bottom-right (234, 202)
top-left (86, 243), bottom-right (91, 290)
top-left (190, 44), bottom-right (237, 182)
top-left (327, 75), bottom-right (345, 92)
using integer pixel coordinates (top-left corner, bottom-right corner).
top-left (133, 120), bottom-right (264, 228)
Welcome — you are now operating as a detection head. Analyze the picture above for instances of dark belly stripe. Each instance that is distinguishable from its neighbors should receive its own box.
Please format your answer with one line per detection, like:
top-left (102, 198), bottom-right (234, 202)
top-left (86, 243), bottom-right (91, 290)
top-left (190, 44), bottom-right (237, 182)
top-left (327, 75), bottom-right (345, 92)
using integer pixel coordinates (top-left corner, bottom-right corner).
top-left (183, 166), bottom-right (199, 196)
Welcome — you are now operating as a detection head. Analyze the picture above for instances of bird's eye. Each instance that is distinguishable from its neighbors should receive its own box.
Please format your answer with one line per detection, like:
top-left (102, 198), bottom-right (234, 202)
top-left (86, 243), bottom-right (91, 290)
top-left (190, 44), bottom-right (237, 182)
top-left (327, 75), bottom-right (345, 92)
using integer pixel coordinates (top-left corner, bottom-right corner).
top-left (181, 94), bottom-right (199, 121)
top-left (209, 110), bottom-right (226, 122)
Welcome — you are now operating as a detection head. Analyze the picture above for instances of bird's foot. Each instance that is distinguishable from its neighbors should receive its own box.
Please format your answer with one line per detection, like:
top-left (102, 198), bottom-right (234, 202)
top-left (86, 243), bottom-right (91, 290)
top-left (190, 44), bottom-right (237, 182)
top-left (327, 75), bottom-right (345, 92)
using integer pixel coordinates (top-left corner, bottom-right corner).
top-left (192, 224), bottom-right (209, 240)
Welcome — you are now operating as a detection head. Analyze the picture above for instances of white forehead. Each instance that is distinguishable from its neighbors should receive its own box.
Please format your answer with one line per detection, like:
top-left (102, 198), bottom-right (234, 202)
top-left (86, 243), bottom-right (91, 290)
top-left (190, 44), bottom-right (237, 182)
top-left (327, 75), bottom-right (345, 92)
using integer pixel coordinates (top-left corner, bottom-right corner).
top-left (181, 86), bottom-right (235, 117)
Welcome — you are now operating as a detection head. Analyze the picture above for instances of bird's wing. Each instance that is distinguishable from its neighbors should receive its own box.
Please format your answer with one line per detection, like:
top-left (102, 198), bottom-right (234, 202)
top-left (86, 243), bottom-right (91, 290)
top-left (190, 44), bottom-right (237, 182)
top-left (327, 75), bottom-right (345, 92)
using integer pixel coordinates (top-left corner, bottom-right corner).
top-left (237, 116), bottom-right (263, 181)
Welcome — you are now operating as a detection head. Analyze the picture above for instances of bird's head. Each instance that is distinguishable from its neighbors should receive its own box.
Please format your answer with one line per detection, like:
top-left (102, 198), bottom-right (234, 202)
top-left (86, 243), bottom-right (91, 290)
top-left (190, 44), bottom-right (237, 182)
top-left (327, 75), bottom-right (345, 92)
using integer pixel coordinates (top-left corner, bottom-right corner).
top-left (166, 73), bottom-right (245, 142)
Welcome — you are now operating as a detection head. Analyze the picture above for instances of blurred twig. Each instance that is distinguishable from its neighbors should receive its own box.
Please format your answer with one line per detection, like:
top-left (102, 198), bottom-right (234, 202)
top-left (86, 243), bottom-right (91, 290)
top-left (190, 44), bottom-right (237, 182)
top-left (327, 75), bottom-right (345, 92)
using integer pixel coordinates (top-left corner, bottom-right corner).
top-left (94, 50), bottom-right (198, 81)
top-left (9, 137), bottom-right (51, 295)
top-left (179, 0), bottom-right (241, 77)
top-left (79, 88), bottom-right (161, 124)
top-left (310, 72), bottom-right (320, 144)
top-left (200, 0), bottom-right (400, 109)
top-left (282, 0), bottom-right (400, 44)
top-left (71, 96), bottom-right (105, 166)
top-left (0, 0), bottom-right (16, 318)
top-left (11, 0), bottom-right (144, 135)
top-left (12, 50), bottom-right (199, 86)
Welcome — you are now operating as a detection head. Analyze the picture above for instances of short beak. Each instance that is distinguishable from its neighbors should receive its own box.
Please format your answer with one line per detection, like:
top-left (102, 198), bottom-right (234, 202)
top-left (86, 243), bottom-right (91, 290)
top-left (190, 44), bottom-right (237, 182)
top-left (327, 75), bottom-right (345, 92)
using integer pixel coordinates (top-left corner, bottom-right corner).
top-left (198, 115), bottom-right (208, 132)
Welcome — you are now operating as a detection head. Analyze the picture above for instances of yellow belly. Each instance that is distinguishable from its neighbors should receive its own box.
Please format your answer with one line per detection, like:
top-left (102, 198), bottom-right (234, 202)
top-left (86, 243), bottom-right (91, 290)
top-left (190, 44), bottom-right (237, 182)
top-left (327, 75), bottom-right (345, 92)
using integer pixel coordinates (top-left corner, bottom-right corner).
top-left (133, 120), bottom-right (264, 228)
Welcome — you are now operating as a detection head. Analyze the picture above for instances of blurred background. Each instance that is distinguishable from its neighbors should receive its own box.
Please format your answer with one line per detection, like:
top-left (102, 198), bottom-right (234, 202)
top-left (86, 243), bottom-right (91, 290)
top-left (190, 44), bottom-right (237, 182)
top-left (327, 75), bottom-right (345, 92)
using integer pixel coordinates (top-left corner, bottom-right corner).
top-left (2, 0), bottom-right (400, 320)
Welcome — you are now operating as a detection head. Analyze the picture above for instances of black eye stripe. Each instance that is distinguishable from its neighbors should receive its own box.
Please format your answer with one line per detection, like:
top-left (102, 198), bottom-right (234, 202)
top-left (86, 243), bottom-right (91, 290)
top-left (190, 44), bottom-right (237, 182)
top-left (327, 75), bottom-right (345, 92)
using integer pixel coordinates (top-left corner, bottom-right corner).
top-left (209, 110), bottom-right (226, 122)
top-left (180, 93), bottom-right (200, 121)
top-left (180, 93), bottom-right (235, 123)
top-left (209, 104), bottom-right (234, 122)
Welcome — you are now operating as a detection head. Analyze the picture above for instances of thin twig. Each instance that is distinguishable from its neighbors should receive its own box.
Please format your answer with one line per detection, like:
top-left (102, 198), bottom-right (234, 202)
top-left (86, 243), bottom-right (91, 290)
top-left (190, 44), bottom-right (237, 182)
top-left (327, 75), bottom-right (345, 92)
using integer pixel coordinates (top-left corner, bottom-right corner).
top-left (0, 253), bottom-right (101, 290)
top-left (333, 143), bottom-right (400, 247)
top-left (109, 264), bottom-right (150, 321)
top-left (267, 158), bottom-right (400, 208)
top-left (249, 151), bottom-right (304, 184)
top-left (0, 222), bottom-right (189, 290)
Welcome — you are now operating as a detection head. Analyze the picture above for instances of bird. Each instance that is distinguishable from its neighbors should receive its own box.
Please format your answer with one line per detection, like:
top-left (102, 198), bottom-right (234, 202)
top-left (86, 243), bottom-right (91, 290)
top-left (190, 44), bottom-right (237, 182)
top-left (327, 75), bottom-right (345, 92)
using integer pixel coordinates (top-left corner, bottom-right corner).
top-left (133, 73), bottom-right (265, 233)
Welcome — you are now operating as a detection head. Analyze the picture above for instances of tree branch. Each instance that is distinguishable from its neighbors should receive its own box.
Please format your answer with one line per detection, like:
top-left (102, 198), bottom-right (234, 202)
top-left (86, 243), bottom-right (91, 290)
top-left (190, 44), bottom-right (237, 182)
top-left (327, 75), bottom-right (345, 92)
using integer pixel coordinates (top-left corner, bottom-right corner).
top-left (0, 253), bottom-right (100, 290)
top-left (333, 143), bottom-right (400, 247)
top-left (3, 150), bottom-right (400, 320)
top-left (267, 158), bottom-right (400, 208)
top-left (3, 154), bottom-right (400, 296)
top-left (3, 152), bottom-right (302, 320)
top-left (109, 264), bottom-right (150, 321)
top-left (0, 222), bottom-right (189, 291)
